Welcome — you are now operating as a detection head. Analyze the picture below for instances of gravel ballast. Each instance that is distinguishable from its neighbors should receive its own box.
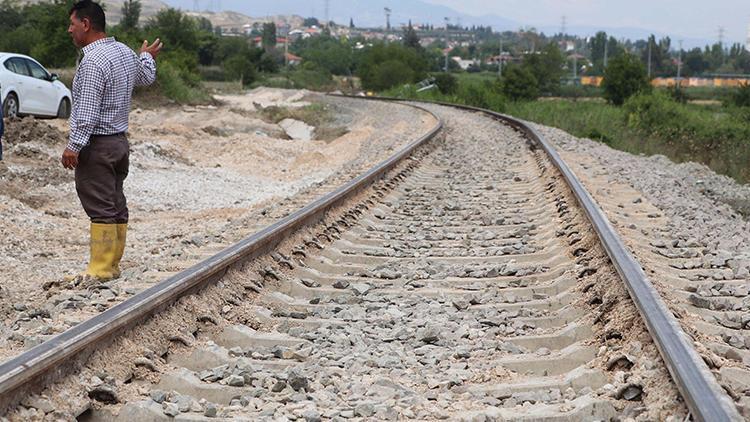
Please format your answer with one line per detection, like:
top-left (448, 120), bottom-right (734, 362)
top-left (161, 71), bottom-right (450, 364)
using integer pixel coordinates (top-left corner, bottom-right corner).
top-left (535, 123), bottom-right (750, 417)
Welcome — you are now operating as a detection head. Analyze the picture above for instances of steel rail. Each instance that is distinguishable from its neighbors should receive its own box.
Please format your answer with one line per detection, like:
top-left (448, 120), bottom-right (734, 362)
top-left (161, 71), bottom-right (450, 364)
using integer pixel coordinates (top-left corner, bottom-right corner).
top-left (0, 101), bottom-right (443, 413)
top-left (348, 95), bottom-right (740, 421)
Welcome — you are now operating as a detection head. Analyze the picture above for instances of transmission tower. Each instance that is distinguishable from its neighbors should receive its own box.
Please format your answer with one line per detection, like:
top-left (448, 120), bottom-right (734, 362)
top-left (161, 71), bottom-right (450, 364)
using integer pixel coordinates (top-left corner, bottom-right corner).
top-left (193, 0), bottom-right (199, 12)
top-left (384, 8), bottom-right (391, 31)
top-left (560, 15), bottom-right (567, 35)
top-left (324, 0), bottom-right (330, 26)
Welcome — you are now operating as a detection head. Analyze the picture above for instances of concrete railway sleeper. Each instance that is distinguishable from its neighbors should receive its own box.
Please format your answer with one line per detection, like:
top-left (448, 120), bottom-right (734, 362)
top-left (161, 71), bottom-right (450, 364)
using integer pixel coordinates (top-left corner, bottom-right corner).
top-left (0, 100), bottom-right (742, 421)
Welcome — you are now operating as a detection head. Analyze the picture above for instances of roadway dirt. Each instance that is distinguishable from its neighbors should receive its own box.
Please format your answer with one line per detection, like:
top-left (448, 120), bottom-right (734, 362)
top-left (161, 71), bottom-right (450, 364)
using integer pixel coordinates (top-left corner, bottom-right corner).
top-left (0, 88), bottom-right (437, 363)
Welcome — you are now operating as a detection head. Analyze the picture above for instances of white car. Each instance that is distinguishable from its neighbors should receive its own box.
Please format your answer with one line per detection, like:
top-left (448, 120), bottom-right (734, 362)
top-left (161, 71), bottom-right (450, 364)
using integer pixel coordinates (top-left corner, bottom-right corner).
top-left (0, 52), bottom-right (72, 119)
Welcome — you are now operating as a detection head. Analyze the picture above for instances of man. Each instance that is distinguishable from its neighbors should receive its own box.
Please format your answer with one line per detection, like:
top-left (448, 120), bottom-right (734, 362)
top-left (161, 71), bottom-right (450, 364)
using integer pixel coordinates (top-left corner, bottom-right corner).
top-left (62, 0), bottom-right (162, 281)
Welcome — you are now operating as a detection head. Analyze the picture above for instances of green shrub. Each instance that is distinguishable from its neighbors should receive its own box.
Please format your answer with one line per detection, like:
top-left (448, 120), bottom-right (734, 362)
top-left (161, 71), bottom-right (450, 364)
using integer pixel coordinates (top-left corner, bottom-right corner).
top-left (223, 54), bottom-right (257, 86)
top-left (727, 83), bottom-right (750, 108)
top-left (501, 65), bottom-right (539, 101)
top-left (358, 43), bottom-right (427, 91)
top-left (602, 53), bottom-right (651, 105)
top-left (433, 73), bottom-right (458, 95)
top-left (198, 65), bottom-right (228, 82)
top-left (624, 92), bottom-right (750, 146)
top-left (368, 60), bottom-right (415, 92)
top-left (289, 68), bottom-right (335, 91)
top-left (156, 60), bottom-right (209, 103)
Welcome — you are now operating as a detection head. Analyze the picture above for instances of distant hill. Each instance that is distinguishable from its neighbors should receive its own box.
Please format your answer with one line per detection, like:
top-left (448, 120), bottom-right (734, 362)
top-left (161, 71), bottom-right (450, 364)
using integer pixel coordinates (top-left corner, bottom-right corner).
top-left (15, 0), bottom-right (169, 24)
top-left (183, 10), bottom-right (304, 31)
top-left (163, 0), bottom-right (521, 31)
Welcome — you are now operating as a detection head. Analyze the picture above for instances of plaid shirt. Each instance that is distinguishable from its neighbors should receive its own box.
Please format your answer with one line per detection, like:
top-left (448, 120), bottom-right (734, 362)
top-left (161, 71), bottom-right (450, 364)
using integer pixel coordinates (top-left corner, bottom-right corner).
top-left (68, 37), bottom-right (156, 152)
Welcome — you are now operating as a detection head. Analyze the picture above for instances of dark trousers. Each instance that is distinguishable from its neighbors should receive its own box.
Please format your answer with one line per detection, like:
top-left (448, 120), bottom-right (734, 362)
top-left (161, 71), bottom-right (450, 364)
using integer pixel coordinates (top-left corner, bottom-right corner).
top-left (75, 134), bottom-right (129, 224)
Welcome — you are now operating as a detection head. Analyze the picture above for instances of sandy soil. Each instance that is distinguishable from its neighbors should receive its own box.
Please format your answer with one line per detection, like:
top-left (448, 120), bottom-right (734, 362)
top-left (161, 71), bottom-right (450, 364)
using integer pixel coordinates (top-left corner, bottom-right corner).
top-left (0, 88), bottom-right (437, 362)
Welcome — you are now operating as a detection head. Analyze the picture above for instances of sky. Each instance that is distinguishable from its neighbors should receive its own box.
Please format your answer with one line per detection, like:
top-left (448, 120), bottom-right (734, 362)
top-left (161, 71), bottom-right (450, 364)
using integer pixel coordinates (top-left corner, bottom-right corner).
top-left (422, 0), bottom-right (749, 44)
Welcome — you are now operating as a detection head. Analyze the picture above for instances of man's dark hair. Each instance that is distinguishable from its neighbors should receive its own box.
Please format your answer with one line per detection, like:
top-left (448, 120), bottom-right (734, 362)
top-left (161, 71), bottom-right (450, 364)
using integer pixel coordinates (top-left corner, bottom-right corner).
top-left (70, 0), bottom-right (106, 32)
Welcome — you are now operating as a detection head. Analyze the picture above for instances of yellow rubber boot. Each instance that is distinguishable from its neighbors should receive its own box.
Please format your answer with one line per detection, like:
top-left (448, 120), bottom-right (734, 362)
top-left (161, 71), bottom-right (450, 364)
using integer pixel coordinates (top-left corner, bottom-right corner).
top-left (85, 223), bottom-right (119, 280)
top-left (112, 223), bottom-right (128, 278)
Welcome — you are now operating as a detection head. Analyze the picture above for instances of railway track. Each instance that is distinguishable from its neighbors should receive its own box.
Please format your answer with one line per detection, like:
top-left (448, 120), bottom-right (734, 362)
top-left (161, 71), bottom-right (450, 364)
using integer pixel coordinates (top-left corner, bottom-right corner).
top-left (0, 99), bottom-right (742, 421)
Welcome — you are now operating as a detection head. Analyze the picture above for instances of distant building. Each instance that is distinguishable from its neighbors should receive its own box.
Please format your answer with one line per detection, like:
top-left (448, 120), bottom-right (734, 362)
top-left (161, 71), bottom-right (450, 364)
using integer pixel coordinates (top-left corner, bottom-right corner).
top-left (451, 56), bottom-right (478, 70)
top-left (285, 52), bottom-right (302, 66)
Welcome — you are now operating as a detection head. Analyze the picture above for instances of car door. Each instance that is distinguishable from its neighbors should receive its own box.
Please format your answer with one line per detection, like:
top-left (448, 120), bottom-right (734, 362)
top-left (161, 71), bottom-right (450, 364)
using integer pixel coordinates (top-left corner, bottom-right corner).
top-left (4, 58), bottom-right (37, 114)
top-left (24, 58), bottom-right (57, 116)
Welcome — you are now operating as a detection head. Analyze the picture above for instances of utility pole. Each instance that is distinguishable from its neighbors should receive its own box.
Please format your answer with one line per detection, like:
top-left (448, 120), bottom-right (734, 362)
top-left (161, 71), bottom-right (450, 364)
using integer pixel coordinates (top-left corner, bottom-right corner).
top-left (444, 17), bottom-right (450, 72)
top-left (603, 38), bottom-right (608, 68)
top-left (193, 0), bottom-right (199, 12)
top-left (677, 39), bottom-right (683, 90)
top-left (284, 27), bottom-right (290, 88)
top-left (498, 39), bottom-right (503, 77)
top-left (718, 26), bottom-right (726, 64)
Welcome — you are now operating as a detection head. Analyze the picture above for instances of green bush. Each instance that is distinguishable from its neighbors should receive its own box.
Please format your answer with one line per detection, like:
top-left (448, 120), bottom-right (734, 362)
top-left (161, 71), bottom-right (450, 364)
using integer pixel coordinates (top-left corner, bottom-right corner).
top-left (727, 83), bottom-right (750, 108)
top-left (501, 65), bottom-right (540, 101)
top-left (433, 73), bottom-right (458, 95)
top-left (602, 53), bottom-right (651, 105)
top-left (156, 60), bottom-right (209, 103)
top-left (223, 55), bottom-right (257, 86)
top-left (289, 68), bottom-right (335, 91)
top-left (367, 60), bottom-right (415, 92)
top-left (624, 92), bottom-right (750, 145)
top-left (358, 43), bottom-right (427, 91)
top-left (198, 65), bottom-right (228, 82)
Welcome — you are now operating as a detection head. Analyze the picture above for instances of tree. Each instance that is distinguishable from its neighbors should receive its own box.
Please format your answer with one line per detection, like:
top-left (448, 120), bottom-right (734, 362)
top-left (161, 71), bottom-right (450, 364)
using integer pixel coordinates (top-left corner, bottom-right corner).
top-left (369, 60), bottom-right (414, 91)
top-left (501, 65), bottom-right (539, 101)
top-left (24, 0), bottom-right (78, 67)
top-left (403, 21), bottom-right (421, 51)
top-left (120, 0), bottom-right (141, 32)
top-left (433, 72), bottom-right (457, 95)
top-left (602, 53), bottom-right (651, 105)
top-left (293, 36), bottom-right (353, 75)
top-left (684, 48), bottom-right (708, 76)
top-left (523, 42), bottom-right (563, 94)
top-left (262, 22), bottom-right (277, 51)
top-left (358, 42), bottom-right (428, 91)
top-left (145, 8), bottom-right (199, 53)
top-left (303, 17), bottom-right (319, 27)
top-left (223, 54), bottom-right (256, 86)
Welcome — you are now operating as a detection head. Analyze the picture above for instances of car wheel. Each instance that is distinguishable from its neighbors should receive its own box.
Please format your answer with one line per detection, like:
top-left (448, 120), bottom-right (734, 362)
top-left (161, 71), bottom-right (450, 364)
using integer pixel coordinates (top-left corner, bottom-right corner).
top-left (57, 98), bottom-right (71, 119)
top-left (3, 93), bottom-right (19, 118)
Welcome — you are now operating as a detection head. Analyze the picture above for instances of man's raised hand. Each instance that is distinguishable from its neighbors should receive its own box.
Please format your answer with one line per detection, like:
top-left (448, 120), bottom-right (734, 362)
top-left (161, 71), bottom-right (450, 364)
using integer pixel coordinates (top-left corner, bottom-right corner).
top-left (141, 38), bottom-right (163, 59)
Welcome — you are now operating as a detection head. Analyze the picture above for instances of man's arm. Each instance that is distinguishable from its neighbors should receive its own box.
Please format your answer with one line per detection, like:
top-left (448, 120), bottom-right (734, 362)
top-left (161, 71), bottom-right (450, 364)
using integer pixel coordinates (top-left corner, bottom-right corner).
top-left (135, 38), bottom-right (162, 87)
top-left (62, 61), bottom-right (105, 169)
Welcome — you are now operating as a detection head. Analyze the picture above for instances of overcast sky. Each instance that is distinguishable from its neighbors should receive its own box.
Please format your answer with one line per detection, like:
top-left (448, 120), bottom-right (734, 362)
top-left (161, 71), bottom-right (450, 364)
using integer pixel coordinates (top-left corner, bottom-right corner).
top-left (423, 0), bottom-right (749, 43)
